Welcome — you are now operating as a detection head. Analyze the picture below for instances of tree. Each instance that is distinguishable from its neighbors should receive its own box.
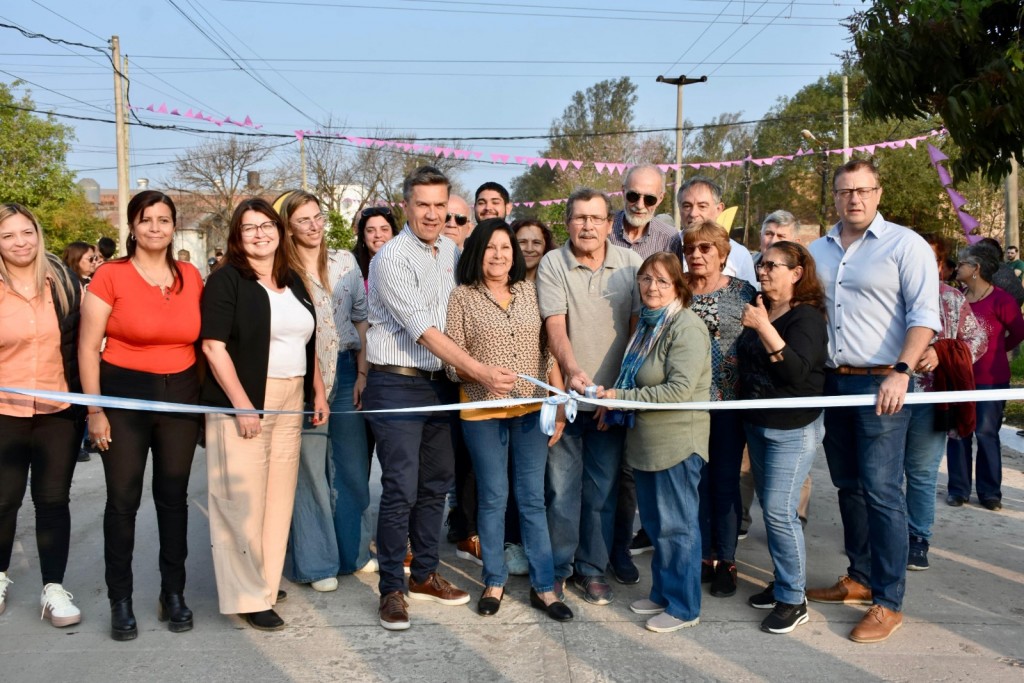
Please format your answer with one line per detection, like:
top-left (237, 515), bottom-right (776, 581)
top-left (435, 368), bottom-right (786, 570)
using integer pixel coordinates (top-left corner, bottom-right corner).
top-left (0, 80), bottom-right (113, 250)
top-left (850, 1), bottom-right (1024, 183)
top-left (512, 77), bottom-right (672, 242)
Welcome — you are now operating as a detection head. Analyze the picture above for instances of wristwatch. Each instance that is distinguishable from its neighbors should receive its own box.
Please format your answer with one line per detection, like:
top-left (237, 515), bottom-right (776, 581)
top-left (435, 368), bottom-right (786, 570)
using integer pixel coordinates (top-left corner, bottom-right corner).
top-left (893, 361), bottom-right (913, 376)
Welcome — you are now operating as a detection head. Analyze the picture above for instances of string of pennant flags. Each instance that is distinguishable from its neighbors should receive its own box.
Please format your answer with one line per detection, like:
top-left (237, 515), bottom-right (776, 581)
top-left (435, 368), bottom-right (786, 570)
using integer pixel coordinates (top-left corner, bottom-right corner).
top-left (927, 144), bottom-right (982, 244)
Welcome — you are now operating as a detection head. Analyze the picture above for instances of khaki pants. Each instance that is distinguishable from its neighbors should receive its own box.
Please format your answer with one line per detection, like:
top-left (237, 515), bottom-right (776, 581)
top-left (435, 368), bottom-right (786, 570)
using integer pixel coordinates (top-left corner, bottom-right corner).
top-left (206, 377), bottom-right (304, 615)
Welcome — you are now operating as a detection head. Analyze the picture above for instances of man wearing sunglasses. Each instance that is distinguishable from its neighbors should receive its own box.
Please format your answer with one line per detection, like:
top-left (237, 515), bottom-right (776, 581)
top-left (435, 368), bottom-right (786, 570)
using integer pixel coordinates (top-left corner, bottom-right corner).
top-left (442, 195), bottom-right (474, 249)
top-left (806, 159), bottom-right (940, 644)
top-left (609, 165), bottom-right (676, 259)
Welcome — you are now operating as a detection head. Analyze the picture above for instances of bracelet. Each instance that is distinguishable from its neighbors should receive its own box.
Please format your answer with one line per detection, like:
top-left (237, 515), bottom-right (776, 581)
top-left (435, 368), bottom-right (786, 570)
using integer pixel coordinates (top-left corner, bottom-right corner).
top-left (87, 407), bottom-right (104, 415)
top-left (768, 346), bottom-right (785, 357)
top-left (357, 370), bottom-right (368, 376)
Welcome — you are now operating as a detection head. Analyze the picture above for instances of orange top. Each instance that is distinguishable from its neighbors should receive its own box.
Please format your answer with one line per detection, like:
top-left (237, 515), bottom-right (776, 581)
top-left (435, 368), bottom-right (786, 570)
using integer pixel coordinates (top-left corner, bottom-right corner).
top-left (0, 279), bottom-right (70, 417)
top-left (88, 260), bottom-right (203, 374)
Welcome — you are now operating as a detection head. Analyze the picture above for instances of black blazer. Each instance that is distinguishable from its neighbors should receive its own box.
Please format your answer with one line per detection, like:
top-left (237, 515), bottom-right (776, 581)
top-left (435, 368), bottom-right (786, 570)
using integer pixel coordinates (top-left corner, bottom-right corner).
top-left (199, 263), bottom-right (316, 412)
top-left (46, 253), bottom-right (83, 396)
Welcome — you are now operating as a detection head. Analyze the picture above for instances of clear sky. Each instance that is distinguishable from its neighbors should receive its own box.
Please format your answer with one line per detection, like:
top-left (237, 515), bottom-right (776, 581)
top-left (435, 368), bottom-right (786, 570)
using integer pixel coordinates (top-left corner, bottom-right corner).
top-left (1, 0), bottom-right (857, 196)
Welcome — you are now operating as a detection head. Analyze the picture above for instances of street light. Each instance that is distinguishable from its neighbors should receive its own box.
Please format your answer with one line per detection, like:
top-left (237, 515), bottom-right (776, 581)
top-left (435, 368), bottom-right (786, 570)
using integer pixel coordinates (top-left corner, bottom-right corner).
top-left (801, 129), bottom-right (832, 236)
top-left (657, 75), bottom-right (707, 230)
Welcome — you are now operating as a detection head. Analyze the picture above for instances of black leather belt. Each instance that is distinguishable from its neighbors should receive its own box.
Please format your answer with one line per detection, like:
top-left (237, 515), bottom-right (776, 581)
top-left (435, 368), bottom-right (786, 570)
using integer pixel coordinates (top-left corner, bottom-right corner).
top-left (370, 364), bottom-right (446, 381)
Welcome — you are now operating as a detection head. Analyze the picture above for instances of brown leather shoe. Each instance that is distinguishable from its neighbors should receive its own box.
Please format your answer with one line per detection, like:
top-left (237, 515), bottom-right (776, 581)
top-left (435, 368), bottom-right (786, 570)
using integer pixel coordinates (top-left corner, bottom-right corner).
top-left (379, 591), bottom-right (410, 631)
top-left (407, 573), bottom-right (470, 606)
top-left (849, 604), bottom-right (903, 643)
top-left (403, 547), bottom-right (412, 575)
top-left (455, 535), bottom-right (483, 566)
top-left (806, 575), bottom-right (872, 605)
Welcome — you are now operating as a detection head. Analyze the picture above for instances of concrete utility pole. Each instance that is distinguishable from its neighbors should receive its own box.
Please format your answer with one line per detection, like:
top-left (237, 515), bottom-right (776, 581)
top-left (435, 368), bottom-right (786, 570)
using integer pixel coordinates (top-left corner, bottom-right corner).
top-left (656, 75), bottom-right (707, 230)
top-left (742, 148), bottom-right (752, 247)
top-left (842, 76), bottom-right (850, 163)
top-left (111, 36), bottom-right (130, 253)
top-left (1007, 156), bottom-right (1019, 248)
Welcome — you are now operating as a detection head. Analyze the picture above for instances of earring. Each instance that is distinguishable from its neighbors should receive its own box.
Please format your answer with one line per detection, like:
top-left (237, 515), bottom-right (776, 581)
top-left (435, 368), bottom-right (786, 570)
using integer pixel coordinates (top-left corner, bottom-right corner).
top-left (972, 273), bottom-right (977, 280)
top-left (128, 233), bottom-right (136, 242)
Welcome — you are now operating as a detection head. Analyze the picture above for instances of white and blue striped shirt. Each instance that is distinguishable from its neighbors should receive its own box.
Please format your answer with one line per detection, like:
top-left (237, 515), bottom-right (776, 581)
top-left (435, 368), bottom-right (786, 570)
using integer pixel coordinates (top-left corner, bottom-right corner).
top-left (366, 225), bottom-right (459, 371)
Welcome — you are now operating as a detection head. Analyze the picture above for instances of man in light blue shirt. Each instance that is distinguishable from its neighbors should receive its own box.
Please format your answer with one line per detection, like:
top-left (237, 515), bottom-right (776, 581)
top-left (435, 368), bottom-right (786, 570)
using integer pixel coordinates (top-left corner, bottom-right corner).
top-left (806, 159), bottom-right (941, 644)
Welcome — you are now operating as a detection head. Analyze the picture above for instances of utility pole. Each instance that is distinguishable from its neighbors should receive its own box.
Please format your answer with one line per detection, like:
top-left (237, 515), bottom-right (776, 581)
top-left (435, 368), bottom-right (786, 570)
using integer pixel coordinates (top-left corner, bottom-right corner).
top-left (299, 136), bottom-right (308, 191)
top-left (842, 76), bottom-right (850, 162)
top-left (801, 130), bottom-right (831, 236)
top-left (656, 75), bottom-right (707, 230)
top-left (1007, 156), bottom-right (1019, 249)
top-left (111, 36), bottom-right (130, 254)
top-left (742, 149), bottom-right (753, 247)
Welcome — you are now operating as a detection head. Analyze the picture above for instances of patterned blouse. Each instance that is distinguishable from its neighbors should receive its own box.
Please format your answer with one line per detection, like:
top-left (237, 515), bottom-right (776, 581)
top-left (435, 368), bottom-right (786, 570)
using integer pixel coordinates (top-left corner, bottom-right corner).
top-left (690, 276), bottom-right (756, 401)
top-left (304, 250), bottom-right (368, 399)
top-left (444, 280), bottom-right (550, 403)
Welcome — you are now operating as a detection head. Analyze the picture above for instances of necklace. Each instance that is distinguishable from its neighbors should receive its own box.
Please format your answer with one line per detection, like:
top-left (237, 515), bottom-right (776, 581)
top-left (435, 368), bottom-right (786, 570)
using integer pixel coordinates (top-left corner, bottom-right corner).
top-left (967, 283), bottom-right (993, 303)
top-left (132, 257), bottom-right (172, 299)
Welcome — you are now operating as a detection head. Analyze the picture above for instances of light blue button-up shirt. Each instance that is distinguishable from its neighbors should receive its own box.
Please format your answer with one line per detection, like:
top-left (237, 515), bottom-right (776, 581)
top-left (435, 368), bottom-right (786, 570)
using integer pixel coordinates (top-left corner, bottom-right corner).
top-left (808, 212), bottom-right (941, 368)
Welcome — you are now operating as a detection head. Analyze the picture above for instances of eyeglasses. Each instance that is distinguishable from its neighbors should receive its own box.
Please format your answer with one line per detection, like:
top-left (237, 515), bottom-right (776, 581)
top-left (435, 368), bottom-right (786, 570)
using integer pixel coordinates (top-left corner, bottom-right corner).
top-left (625, 190), bottom-right (659, 208)
top-left (446, 213), bottom-right (469, 227)
top-left (682, 242), bottom-right (715, 256)
top-left (89, 256), bottom-right (103, 263)
top-left (755, 260), bottom-right (793, 273)
top-left (240, 221), bottom-right (277, 236)
top-left (638, 275), bottom-right (673, 290)
top-left (834, 187), bottom-right (879, 199)
top-left (568, 215), bottom-right (609, 228)
top-left (292, 213), bottom-right (326, 230)
top-left (361, 206), bottom-right (392, 218)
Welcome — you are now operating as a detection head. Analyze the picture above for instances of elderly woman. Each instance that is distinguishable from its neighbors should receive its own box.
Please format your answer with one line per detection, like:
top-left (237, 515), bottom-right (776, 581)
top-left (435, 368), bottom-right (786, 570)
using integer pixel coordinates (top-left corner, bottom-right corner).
top-left (682, 220), bottom-right (756, 598)
top-left (80, 191), bottom-right (204, 641)
top-left (737, 241), bottom-right (828, 634)
top-left (201, 198), bottom-right (328, 632)
top-left (511, 218), bottom-right (557, 281)
top-left (597, 252), bottom-right (711, 632)
top-left (445, 218), bottom-right (571, 621)
top-left (0, 204), bottom-right (83, 628)
top-left (946, 244), bottom-right (1024, 511)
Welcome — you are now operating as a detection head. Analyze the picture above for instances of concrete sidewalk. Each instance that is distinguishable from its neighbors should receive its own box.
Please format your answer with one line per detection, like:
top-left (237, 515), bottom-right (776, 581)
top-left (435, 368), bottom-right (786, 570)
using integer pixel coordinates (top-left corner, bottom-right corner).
top-left (2, 430), bottom-right (1023, 682)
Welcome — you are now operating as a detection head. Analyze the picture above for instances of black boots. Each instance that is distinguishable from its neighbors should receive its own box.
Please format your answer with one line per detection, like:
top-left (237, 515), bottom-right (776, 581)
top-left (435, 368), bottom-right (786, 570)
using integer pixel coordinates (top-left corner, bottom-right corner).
top-left (110, 597), bottom-right (138, 641)
top-left (158, 592), bottom-right (194, 632)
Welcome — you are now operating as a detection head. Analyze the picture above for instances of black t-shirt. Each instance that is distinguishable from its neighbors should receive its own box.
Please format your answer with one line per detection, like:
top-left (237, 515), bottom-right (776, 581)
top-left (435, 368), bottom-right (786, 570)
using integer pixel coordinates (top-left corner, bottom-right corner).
top-left (737, 304), bottom-right (828, 429)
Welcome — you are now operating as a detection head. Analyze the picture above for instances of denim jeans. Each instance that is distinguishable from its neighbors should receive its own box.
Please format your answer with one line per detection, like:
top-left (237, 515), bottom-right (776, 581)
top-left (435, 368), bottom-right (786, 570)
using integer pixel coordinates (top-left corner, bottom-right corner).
top-left (946, 383), bottom-right (1007, 502)
top-left (745, 415), bottom-right (823, 605)
top-left (822, 373), bottom-right (909, 611)
top-left (363, 370), bottom-right (457, 595)
top-left (904, 402), bottom-right (947, 540)
top-left (698, 409), bottom-right (746, 563)
top-left (461, 412), bottom-right (554, 592)
top-left (284, 417), bottom-right (340, 583)
top-left (634, 455), bottom-right (703, 622)
top-left (545, 411), bottom-right (625, 579)
top-left (328, 351), bottom-right (371, 574)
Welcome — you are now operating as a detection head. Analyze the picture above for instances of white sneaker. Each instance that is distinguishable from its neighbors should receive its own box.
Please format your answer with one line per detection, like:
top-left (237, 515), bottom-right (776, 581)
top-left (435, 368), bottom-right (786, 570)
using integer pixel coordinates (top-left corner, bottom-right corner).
top-left (645, 612), bottom-right (699, 633)
top-left (311, 577), bottom-right (339, 592)
top-left (629, 598), bottom-right (666, 615)
top-left (40, 583), bottom-right (81, 627)
top-left (504, 543), bottom-right (529, 576)
top-left (0, 572), bottom-right (11, 616)
top-left (356, 557), bottom-right (379, 573)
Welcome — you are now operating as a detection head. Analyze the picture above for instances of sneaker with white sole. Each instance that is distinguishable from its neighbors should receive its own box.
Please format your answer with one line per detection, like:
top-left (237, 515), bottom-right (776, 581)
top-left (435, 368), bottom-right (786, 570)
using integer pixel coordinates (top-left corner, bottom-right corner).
top-left (40, 583), bottom-right (81, 627)
top-left (0, 572), bottom-right (11, 616)
top-left (310, 577), bottom-right (339, 592)
top-left (356, 557), bottom-right (379, 573)
top-left (760, 600), bottom-right (809, 634)
top-left (645, 612), bottom-right (699, 632)
top-left (504, 543), bottom-right (529, 576)
top-left (629, 598), bottom-right (666, 615)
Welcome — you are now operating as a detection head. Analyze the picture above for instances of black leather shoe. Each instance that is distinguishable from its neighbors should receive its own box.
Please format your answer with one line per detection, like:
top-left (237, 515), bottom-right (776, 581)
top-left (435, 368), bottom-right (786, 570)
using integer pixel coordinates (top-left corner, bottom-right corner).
top-left (477, 589), bottom-right (503, 616)
top-left (277, 589), bottom-right (287, 602)
top-left (244, 609), bottom-right (285, 631)
top-left (110, 597), bottom-right (138, 641)
top-left (529, 588), bottom-right (573, 622)
top-left (158, 592), bottom-right (194, 633)
top-left (980, 498), bottom-right (1002, 511)
top-left (946, 494), bottom-right (967, 507)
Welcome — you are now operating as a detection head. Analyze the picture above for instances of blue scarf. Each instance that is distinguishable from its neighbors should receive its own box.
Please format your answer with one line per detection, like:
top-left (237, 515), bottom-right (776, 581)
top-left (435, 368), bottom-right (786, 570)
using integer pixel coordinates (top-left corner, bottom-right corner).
top-left (613, 300), bottom-right (682, 391)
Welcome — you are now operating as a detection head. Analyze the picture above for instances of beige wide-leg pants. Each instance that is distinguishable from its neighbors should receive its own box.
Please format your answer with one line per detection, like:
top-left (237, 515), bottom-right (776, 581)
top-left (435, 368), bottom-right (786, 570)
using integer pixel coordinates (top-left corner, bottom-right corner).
top-left (206, 377), bottom-right (304, 615)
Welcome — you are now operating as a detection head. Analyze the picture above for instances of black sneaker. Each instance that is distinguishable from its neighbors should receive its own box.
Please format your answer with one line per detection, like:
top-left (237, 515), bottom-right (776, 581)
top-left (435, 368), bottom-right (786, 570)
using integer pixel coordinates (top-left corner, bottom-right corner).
top-left (628, 529), bottom-right (654, 556)
top-left (737, 527), bottom-right (749, 541)
top-left (609, 555), bottom-right (640, 585)
top-left (907, 536), bottom-right (930, 571)
top-left (710, 561), bottom-right (737, 598)
top-left (760, 600), bottom-right (809, 634)
top-left (748, 581), bottom-right (776, 609)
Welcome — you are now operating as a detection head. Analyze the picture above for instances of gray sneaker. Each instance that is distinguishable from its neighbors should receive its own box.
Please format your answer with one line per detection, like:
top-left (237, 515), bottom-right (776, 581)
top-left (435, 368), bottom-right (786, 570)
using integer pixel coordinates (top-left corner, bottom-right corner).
top-left (570, 573), bottom-right (614, 605)
top-left (645, 612), bottom-right (699, 632)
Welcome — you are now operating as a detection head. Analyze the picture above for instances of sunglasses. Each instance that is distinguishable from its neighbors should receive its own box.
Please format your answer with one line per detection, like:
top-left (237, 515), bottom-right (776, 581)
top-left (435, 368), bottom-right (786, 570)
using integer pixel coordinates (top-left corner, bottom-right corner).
top-left (446, 213), bottom-right (469, 227)
top-left (625, 190), bottom-right (659, 208)
top-left (682, 242), bottom-right (715, 256)
top-left (755, 260), bottom-right (793, 273)
top-left (362, 206), bottom-right (393, 218)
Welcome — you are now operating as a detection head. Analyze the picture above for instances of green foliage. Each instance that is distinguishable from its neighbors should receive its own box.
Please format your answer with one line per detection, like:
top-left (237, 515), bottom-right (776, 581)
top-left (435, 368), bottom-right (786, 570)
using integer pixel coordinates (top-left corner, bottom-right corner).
top-left (326, 210), bottom-right (355, 251)
top-left (850, 0), bottom-right (1024, 183)
top-left (0, 81), bottom-right (78, 206)
top-left (36, 191), bottom-right (116, 255)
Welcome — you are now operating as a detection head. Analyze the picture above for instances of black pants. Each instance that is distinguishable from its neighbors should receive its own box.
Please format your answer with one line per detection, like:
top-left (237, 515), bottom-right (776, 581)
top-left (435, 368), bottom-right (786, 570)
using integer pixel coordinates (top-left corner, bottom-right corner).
top-left (100, 362), bottom-right (200, 601)
top-left (0, 408), bottom-right (81, 585)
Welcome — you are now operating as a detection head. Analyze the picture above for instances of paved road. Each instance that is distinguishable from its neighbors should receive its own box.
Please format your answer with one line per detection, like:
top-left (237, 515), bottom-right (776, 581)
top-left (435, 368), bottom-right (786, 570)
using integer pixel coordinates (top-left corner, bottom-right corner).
top-left (2, 429), bottom-right (1023, 682)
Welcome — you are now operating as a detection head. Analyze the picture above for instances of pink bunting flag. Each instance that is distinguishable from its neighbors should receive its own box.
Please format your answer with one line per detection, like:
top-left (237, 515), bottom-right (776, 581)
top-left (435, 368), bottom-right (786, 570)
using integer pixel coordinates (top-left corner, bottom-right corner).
top-left (907, 139), bottom-right (918, 149)
top-left (936, 165), bottom-right (952, 186)
top-left (946, 187), bottom-right (967, 209)
top-left (145, 104), bottom-right (155, 112)
top-left (170, 109), bottom-right (180, 116)
top-left (491, 153), bottom-right (509, 163)
top-left (957, 210), bottom-right (980, 234)
top-left (294, 130), bottom-right (305, 140)
top-left (472, 151), bottom-right (482, 159)
top-left (157, 103), bottom-right (168, 114)
top-left (966, 234), bottom-right (984, 245)
top-left (557, 160), bottom-right (570, 171)
top-left (523, 201), bottom-right (535, 208)
top-left (926, 144), bottom-right (948, 165)
top-left (194, 111), bottom-right (204, 120)
top-left (243, 116), bottom-right (253, 127)
top-left (594, 162), bottom-right (607, 174)
top-left (571, 160), bottom-right (583, 170)
top-left (514, 156), bottom-right (526, 164)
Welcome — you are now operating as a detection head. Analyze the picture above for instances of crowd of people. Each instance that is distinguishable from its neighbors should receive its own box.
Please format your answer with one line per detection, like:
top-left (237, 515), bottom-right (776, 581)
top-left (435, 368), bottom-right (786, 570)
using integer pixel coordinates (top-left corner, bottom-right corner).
top-left (0, 157), bottom-right (1019, 644)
